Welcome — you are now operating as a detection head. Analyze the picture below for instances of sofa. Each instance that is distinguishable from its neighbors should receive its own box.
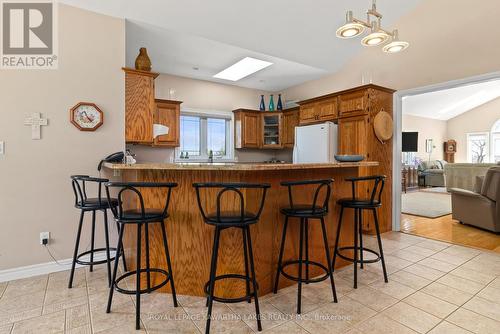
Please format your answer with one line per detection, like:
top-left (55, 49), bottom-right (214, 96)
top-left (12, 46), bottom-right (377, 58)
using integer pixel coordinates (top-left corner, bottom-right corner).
top-left (418, 160), bottom-right (447, 187)
top-left (450, 166), bottom-right (500, 233)
top-left (444, 163), bottom-right (497, 192)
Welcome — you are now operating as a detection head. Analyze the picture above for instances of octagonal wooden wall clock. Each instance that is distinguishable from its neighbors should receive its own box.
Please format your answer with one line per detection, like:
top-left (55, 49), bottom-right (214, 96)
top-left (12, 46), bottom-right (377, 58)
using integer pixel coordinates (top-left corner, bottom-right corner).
top-left (70, 102), bottom-right (104, 131)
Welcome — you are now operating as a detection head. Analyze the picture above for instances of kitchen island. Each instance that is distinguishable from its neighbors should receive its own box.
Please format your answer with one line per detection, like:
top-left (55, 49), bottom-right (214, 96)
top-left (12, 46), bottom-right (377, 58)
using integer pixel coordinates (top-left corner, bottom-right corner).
top-left (104, 161), bottom-right (380, 298)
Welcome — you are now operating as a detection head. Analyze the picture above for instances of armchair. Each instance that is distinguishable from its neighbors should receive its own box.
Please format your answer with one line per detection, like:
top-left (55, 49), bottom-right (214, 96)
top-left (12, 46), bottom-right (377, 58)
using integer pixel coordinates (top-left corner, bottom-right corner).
top-left (450, 166), bottom-right (500, 233)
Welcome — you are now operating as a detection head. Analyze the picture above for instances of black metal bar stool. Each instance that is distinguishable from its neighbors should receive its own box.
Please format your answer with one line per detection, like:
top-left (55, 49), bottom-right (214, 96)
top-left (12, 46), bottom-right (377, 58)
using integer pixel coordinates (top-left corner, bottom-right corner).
top-left (193, 182), bottom-right (270, 334)
top-left (332, 175), bottom-right (388, 289)
top-left (69, 175), bottom-right (127, 288)
top-left (105, 182), bottom-right (178, 330)
top-left (274, 179), bottom-right (338, 314)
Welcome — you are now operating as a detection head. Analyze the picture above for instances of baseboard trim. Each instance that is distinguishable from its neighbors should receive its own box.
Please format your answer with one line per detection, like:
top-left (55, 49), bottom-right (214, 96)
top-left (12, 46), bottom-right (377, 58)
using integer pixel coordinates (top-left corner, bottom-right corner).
top-left (0, 253), bottom-right (110, 283)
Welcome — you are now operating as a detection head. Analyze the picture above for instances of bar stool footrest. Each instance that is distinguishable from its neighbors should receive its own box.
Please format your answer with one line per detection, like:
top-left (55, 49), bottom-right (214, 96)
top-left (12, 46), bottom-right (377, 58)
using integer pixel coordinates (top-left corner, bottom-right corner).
top-left (114, 268), bottom-right (171, 295)
top-left (204, 274), bottom-right (258, 303)
top-left (336, 246), bottom-right (381, 264)
top-left (76, 247), bottom-right (117, 266)
top-left (280, 260), bottom-right (330, 283)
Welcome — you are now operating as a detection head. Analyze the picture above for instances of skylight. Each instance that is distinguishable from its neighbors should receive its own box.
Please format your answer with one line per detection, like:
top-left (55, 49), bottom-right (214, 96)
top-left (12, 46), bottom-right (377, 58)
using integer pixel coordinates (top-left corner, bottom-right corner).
top-left (213, 57), bottom-right (273, 81)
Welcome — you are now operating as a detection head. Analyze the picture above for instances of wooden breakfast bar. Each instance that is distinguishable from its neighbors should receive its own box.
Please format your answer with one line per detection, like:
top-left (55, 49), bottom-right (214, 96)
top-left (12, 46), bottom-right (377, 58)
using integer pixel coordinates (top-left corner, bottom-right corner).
top-left (104, 161), bottom-right (380, 299)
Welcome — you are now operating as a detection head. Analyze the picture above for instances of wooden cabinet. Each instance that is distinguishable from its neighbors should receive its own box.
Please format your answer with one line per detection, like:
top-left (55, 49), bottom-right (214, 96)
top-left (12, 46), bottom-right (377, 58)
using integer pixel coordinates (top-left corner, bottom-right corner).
top-left (318, 98), bottom-right (337, 121)
top-left (262, 113), bottom-right (282, 149)
top-left (234, 110), bottom-right (261, 149)
top-left (282, 108), bottom-right (299, 148)
top-left (234, 108), bottom-right (298, 149)
top-left (337, 114), bottom-right (369, 157)
top-left (299, 103), bottom-right (318, 124)
top-left (124, 68), bottom-right (181, 147)
top-left (338, 90), bottom-right (369, 117)
top-left (124, 68), bottom-right (157, 143)
top-left (298, 97), bottom-right (337, 125)
top-left (153, 99), bottom-right (181, 147)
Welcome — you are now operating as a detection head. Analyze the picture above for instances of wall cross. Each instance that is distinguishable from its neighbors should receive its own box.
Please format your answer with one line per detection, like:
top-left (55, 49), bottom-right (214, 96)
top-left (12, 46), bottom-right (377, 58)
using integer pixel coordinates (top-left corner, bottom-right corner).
top-left (24, 113), bottom-right (48, 140)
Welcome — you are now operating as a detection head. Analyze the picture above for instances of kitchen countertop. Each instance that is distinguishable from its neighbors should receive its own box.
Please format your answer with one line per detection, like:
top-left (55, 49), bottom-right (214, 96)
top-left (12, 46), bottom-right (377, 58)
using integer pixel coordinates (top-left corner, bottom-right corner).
top-left (103, 161), bottom-right (378, 171)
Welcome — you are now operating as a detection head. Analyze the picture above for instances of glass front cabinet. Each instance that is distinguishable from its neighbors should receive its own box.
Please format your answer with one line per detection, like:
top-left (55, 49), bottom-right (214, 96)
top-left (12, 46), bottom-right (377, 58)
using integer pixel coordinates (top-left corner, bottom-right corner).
top-left (261, 113), bottom-right (282, 148)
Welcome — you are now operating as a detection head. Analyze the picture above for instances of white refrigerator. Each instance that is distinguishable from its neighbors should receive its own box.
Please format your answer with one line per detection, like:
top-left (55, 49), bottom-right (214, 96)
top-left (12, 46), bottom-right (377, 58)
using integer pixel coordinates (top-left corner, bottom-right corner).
top-left (293, 122), bottom-right (338, 163)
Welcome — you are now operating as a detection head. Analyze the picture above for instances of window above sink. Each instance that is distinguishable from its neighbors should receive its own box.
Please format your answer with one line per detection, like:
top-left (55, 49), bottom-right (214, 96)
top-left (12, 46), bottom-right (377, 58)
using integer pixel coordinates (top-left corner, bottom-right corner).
top-left (175, 108), bottom-right (235, 162)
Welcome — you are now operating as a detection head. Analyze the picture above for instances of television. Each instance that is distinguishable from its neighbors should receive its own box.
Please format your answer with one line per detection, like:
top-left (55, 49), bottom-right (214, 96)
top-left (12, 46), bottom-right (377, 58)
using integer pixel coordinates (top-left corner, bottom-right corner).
top-left (402, 132), bottom-right (418, 152)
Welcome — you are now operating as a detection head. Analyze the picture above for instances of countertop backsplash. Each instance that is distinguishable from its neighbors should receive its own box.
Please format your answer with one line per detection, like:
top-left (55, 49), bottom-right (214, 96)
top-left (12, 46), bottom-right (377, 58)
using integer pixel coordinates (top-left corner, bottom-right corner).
top-left (126, 144), bottom-right (293, 164)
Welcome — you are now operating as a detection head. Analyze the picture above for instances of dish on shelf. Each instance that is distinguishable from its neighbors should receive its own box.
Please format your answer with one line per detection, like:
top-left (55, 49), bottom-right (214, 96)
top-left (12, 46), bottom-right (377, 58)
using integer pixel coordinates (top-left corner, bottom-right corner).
top-left (334, 155), bottom-right (365, 162)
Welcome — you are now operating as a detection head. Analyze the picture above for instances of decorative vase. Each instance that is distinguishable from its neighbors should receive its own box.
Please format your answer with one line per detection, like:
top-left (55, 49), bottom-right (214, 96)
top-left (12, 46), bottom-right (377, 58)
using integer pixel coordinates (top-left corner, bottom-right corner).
top-left (259, 95), bottom-right (266, 111)
top-left (135, 47), bottom-right (152, 71)
top-left (268, 94), bottom-right (275, 111)
top-left (277, 94), bottom-right (283, 110)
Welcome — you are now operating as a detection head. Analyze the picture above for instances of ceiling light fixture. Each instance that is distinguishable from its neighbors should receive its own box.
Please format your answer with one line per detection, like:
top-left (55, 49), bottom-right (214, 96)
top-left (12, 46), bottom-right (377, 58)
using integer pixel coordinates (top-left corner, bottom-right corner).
top-left (382, 30), bottom-right (409, 53)
top-left (336, 0), bottom-right (409, 53)
top-left (336, 11), bottom-right (365, 38)
top-left (213, 57), bottom-right (273, 81)
top-left (361, 21), bottom-right (389, 46)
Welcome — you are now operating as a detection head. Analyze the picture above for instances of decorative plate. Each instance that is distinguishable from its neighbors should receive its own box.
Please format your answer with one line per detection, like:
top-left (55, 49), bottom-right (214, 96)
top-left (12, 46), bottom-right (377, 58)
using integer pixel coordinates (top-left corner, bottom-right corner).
top-left (70, 102), bottom-right (103, 131)
top-left (334, 155), bottom-right (365, 162)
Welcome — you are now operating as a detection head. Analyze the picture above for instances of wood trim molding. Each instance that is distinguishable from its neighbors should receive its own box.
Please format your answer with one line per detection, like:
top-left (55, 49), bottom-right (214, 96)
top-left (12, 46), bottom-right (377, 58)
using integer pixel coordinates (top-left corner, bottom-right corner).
top-left (155, 99), bottom-right (183, 105)
top-left (122, 67), bottom-right (160, 79)
top-left (297, 84), bottom-right (396, 105)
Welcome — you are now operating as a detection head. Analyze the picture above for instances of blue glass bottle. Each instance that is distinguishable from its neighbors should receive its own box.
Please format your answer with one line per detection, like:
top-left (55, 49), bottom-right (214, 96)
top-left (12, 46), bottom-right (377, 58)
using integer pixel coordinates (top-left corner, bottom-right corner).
top-left (277, 94), bottom-right (283, 110)
top-left (259, 95), bottom-right (265, 111)
top-left (268, 94), bottom-right (275, 111)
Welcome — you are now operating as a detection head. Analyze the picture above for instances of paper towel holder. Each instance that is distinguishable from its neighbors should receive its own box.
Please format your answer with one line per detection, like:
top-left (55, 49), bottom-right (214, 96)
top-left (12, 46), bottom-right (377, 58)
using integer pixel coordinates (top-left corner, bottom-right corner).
top-left (153, 124), bottom-right (169, 138)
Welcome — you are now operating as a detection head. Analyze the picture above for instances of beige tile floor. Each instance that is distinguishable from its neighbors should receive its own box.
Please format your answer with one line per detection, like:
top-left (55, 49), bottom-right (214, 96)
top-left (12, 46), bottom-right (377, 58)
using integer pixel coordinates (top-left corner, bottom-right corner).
top-left (1, 232), bottom-right (500, 333)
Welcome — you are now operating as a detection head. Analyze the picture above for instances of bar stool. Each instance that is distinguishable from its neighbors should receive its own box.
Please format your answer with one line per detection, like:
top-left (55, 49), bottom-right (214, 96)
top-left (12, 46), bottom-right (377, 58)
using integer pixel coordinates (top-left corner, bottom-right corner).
top-left (69, 175), bottom-right (127, 288)
top-left (332, 175), bottom-right (388, 289)
top-left (274, 179), bottom-right (338, 314)
top-left (105, 182), bottom-right (178, 330)
top-left (193, 182), bottom-right (270, 334)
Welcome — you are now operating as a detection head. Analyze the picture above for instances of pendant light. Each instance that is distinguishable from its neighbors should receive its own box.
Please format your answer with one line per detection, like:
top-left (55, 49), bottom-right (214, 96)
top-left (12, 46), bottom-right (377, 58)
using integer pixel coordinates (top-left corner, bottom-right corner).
top-left (361, 21), bottom-right (389, 46)
top-left (336, 11), bottom-right (365, 38)
top-left (382, 30), bottom-right (409, 53)
top-left (336, 0), bottom-right (409, 53)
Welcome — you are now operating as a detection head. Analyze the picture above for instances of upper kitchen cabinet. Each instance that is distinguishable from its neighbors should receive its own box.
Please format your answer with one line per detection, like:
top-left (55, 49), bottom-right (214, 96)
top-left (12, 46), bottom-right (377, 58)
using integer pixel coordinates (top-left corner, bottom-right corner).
top-left (233, 108), bottom-right (299, 149)
top-left (282, 107), bottom-right (299, 148)
top-left (234, 109), bottom-right (261, 149)
top-left (262, 112), bottom-right (282, 149)
top-left (338, 89), bottom-right (369, 117)
top-left (123, 68), bottom-right (181, 146)
top-left (298, 96), bottom-right (337, 125)
top-left (154, 99), bottom-right (181, 147)
top-left (297, 84), bottom-right (396, 126)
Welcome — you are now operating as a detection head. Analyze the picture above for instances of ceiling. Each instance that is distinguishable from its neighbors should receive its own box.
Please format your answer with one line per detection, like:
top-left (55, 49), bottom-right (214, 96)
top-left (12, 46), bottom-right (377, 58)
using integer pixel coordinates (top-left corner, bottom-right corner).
top-left (403, 80), bottom-right (500, 121)
top-left (60, 0), bottom-right (422, 91)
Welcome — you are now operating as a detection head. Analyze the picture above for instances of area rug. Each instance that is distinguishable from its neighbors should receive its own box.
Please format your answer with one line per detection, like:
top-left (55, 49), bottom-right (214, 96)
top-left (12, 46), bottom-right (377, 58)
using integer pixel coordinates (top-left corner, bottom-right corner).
top-left (402, 191), bottom-right (452, 218)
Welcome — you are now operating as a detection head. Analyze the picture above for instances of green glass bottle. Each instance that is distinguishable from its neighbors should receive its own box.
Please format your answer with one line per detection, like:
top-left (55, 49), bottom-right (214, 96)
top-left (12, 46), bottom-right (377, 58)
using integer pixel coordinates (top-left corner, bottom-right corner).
top-left (268, 94), bottom-right (275, 111)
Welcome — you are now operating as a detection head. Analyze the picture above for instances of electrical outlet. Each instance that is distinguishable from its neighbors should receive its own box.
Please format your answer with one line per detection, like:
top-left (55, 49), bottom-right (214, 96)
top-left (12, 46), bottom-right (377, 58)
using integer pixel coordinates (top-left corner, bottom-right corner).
top-left (0, 141), bottom-right (4, 155)
top-left (40, 232), bottom-right (50, 245)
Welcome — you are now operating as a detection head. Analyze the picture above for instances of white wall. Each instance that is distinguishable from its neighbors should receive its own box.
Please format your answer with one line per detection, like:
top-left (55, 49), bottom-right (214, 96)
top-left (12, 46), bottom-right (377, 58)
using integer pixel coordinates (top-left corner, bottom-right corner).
top-left (447, 97), bottom-right (500, 162)
top-left (402, 115), bottom-right (447, 161)
top-left (128, 73), bottom-right (293, 163)
top-left (0, 5), bottom-right (125, 270)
